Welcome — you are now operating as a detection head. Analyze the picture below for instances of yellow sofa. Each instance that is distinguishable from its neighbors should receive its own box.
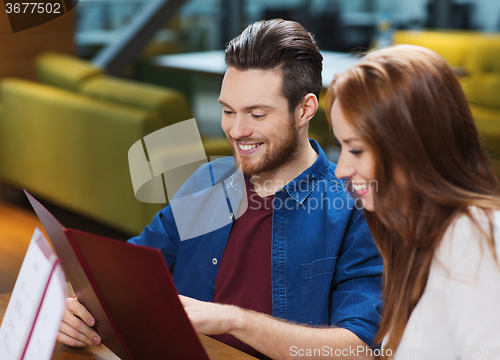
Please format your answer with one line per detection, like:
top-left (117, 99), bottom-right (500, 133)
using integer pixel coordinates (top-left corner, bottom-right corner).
top-left (394, 30), bottom-right (500, 174)
top-left (393, 30), bottom-right (480, 68)
top-left (0, 53), bottom-right (231, 235)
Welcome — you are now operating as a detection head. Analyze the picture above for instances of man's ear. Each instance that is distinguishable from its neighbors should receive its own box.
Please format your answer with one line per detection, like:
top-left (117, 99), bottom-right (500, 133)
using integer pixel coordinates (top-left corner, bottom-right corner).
top-left (298, 93), bottom-right (319, 127)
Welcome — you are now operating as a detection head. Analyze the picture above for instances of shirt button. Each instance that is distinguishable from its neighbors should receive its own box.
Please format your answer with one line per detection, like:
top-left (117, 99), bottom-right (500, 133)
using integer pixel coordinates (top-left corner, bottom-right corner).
top-left (212, 258), bottom-right (218, 265)
top-left (229, 213), bottom-right (234, 220)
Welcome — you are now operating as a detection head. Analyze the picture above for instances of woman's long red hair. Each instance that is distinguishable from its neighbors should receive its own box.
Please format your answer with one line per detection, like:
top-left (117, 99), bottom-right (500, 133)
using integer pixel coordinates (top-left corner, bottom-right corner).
top-left (325, 45), bottom-right (500, 357)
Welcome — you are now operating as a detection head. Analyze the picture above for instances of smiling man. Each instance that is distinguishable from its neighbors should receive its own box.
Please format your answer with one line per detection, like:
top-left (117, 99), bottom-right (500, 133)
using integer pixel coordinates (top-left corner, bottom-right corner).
top-left (59, 19), bottom-right (382, 359)
top-left (219, 66), bottom-right (318, 197)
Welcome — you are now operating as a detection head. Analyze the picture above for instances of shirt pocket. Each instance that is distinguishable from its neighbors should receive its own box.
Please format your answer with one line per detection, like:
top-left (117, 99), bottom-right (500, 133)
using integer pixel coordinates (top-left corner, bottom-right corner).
top-left (301, 256), bottom-right (338, 324)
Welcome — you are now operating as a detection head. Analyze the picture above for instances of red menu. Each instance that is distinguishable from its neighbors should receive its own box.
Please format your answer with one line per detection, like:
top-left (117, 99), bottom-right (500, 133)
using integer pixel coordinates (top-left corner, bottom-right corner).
top-left (25, 190), bottom-right (210, 360)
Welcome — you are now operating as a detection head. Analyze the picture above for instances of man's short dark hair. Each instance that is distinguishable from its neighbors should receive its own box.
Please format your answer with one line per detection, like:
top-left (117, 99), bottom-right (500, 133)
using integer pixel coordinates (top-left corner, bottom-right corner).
top-left (225, 19), bottom-right (323, 114)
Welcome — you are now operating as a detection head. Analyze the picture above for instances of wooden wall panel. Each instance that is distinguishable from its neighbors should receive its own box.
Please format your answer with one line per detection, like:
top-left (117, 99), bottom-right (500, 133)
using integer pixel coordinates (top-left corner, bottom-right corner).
top-left (0, 2), bottom-right (75, 82)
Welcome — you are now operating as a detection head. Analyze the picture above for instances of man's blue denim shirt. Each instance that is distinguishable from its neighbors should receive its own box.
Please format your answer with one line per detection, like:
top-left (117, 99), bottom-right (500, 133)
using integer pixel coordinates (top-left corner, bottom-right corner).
top-left (129, 140), bottom-right (383, 347)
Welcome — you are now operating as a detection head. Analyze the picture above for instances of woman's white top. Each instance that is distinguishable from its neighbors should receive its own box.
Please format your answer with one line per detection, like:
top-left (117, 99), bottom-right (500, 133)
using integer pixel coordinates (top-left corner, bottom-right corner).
top-left (393, 206), bottom-right (500, 360)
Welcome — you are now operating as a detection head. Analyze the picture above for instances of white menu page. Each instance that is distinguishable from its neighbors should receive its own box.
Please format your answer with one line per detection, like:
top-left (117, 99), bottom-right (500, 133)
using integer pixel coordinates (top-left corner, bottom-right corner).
top-left (0, 227), bottom-right (67, 360)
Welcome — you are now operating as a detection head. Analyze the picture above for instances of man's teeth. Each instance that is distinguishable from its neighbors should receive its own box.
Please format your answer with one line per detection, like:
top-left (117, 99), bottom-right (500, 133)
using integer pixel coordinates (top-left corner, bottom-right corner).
top-left (238, 143), bottom-right (260, 151)
top-left (352, 183), bottom-right (369, 191)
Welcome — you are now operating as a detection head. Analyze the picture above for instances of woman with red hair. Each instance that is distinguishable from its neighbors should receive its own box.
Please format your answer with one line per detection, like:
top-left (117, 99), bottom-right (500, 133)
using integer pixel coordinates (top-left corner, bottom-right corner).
top-left (326, 45), bottom-right (500, 359)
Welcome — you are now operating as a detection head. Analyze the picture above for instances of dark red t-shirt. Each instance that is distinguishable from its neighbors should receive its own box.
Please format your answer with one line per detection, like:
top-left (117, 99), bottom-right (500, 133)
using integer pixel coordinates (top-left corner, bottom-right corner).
top-left (211, 176), bottom-right (273, 359)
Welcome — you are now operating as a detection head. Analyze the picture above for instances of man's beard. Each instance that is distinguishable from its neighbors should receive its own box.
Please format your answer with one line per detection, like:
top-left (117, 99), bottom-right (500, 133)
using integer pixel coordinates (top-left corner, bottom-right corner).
top-left (227, 119), bottom-right (300, 176)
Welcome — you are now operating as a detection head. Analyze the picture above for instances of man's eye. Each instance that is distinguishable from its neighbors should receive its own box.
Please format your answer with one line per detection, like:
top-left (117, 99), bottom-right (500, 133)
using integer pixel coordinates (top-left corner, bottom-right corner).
top-left (251, 114), bottom-right (265, 119)
top-left (223, 110), bottom-right (234, 115)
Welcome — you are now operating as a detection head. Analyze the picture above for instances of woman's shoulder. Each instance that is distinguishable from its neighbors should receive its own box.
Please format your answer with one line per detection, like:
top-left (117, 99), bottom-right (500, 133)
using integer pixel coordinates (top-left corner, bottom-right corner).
top-left (417, 207), bottom-right (500, 357)
top-left (441, 206), bottom-right (500, 251)
top-left (395, 207), bottom-right (500, 359)
top-left (431, 206), bottom-right (500, 285)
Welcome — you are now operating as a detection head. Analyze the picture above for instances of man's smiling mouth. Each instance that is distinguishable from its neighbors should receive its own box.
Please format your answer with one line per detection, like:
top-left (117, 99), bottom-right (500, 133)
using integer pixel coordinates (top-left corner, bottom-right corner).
top-left (238, 143), bottom-right (263, 151)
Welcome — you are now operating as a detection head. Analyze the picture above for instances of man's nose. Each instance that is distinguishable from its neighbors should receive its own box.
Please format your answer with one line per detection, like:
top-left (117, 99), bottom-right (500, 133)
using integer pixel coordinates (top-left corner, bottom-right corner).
top-left (229, 115), bottom-right (252, 140)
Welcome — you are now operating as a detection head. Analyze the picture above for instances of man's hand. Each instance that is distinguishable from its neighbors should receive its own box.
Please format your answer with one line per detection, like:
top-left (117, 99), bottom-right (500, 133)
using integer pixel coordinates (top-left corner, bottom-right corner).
top-left (179, 295), bottom-right (241, 335)
top-left (58, 297), bottom-right (101, 347)
top-left (179, 295), bottom-right (373, 360)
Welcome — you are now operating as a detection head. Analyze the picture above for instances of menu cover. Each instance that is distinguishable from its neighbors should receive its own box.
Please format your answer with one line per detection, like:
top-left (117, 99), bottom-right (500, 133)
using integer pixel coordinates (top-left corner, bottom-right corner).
top-left (25, 190), bottom-right (210, 360)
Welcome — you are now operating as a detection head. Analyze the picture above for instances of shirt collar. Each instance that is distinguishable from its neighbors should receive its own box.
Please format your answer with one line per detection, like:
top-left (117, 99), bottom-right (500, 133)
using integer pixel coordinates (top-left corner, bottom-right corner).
top-left (280, 139), bottom-right (330, 204)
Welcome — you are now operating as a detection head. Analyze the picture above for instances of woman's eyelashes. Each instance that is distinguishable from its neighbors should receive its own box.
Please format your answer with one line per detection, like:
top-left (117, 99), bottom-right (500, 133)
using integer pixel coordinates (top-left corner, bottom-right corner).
top-left (333, 141), bottom-right (364, 156)
top-left (349, 149), bottom-right (364, 156)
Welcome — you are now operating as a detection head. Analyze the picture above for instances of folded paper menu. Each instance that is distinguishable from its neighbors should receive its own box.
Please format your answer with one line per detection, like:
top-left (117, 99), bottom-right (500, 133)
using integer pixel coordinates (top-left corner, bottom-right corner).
top-left (24, 190), bottom-right (210, 360)
top-left (0, 228), bottom-right (67, 360)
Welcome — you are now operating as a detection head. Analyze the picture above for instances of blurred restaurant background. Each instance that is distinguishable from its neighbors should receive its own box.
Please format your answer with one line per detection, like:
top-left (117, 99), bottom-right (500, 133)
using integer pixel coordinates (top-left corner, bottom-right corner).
top-left (0, 0), bottom-right (499, 292)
